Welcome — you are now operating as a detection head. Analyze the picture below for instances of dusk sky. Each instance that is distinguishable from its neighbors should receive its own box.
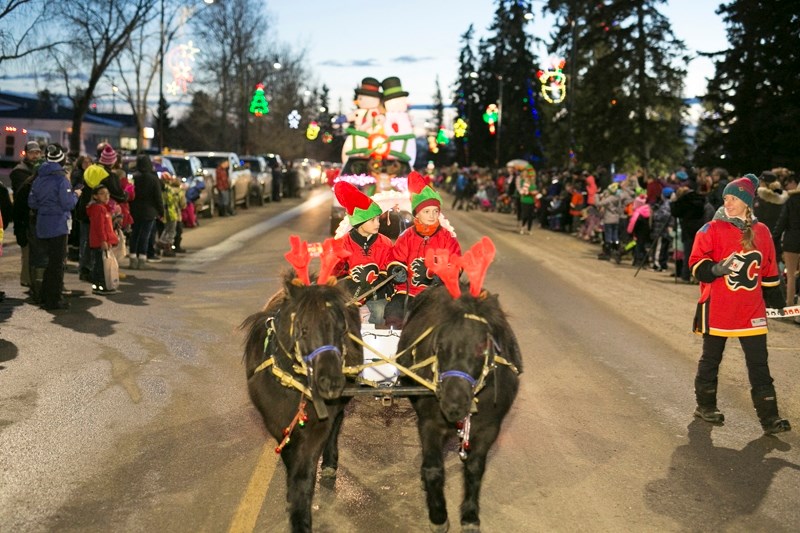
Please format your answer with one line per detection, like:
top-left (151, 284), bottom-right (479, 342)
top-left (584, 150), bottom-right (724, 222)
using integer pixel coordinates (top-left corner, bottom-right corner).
top-left (269, 0), bottom-right (728, 111)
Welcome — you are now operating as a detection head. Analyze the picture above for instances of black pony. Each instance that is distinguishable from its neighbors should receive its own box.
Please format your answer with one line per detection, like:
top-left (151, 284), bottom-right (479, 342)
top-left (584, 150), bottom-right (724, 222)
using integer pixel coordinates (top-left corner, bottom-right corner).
top-left (241, 271), bottom-right (362, 533)
top-left (396, 257), bottom-right (522, 532)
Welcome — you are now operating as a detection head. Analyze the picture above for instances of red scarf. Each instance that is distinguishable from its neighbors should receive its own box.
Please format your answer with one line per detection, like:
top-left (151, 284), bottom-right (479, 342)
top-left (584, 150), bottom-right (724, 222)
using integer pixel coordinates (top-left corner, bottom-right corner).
top-left (414, 219), bottom-right (440, 237)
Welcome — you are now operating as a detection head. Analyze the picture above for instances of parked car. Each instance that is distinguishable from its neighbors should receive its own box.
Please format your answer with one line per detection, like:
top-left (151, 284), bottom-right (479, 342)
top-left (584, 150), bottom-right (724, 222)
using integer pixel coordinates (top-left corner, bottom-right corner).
top-left (240, 155), bottom-right (272, 205)
top-left (187, 151), bottom-right (252, 215)
top-left (293, 158), bottom-right (323, 189)
top-left (122, 154), bottom-right (176, 180)
top-left (164, 154), bottom-right (215, 217)
top-left (329, 156), bottom-right (413, 238)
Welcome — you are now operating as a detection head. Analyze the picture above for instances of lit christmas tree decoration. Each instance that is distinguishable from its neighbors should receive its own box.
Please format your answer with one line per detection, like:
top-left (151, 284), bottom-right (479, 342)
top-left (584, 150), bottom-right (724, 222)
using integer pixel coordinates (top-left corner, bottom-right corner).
top-left (436, 127), bottom-right (450, 145)
top-left (249, 83), bottom-right (269, 117)
top-left (483, 104), bottom-right (499, 135)
top-left (287, 109), bottom-right (301, 128)
top-left (537, 57), bottom-right (567, 104)
top-left (453, 117), bottom-right (468, 138)
top-left (306, 121), bottom-right (320, 140)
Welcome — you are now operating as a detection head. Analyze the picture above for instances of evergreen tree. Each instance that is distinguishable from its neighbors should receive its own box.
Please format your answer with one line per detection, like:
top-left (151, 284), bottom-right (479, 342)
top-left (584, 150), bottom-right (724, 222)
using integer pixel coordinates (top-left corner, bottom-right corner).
top-left (171, 91), bottom-right (217, 150)
top-left (482, 0), bottom-right (542, 167)
top-left (153, 96), bottom-right (173, 151)
top-left (694, 0), bottom-right (800, 173)
top-left (545, 0), bottom-right (687, 174)
top-left (452, 25), bottom-right (479, 165)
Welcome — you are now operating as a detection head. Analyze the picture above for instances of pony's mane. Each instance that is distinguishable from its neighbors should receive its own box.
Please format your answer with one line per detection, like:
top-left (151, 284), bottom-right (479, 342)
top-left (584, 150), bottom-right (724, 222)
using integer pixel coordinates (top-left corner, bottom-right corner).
top-left (407, 284), bottom-right (523, 372)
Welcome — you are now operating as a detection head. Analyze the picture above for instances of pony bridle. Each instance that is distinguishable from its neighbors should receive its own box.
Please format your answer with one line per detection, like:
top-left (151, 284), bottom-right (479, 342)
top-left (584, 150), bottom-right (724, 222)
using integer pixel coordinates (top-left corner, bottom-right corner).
top-left (435, 314), bottom-right (498, 462)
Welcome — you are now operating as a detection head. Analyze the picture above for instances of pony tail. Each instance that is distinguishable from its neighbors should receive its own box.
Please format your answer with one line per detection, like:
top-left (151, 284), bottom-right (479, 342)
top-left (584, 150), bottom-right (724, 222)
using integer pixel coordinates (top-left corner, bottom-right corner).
top-left (742, 207), bottom-right (756, 251)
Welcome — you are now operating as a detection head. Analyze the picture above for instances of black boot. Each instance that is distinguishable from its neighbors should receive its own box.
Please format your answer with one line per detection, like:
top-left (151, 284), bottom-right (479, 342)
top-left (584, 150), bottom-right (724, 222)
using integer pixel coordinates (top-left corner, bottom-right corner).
top-left (612, 242), bottom-right (622, 265)
top-left (694, 377), bottom-right (724, 424)
top-left (751, 385), bottom-right (791, 435)
top-left (597, 243), bottom-right (610, 260)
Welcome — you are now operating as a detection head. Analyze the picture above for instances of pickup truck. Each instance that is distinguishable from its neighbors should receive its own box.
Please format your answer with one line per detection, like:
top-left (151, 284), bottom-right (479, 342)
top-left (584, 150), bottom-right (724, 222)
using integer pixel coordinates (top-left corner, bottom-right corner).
top-left (187, 151), bottom-right (253, 215)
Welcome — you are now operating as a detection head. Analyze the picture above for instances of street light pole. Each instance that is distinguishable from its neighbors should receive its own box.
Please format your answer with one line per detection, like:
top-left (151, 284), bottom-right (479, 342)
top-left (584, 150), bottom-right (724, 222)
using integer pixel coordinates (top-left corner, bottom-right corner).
top-left (495, 75), bottom-right (503, 167)
top-left (158, 0), bottom-right (165, 152)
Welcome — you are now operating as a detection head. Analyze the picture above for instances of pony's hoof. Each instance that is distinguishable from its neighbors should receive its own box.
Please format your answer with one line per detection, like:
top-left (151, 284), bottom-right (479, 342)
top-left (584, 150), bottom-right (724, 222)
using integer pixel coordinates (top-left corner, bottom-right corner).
top-left (320, 466), bottom-right (337, 479)
top-left (429, 519), bottom-right (449, 533)
top-left (461, 523), bottom-right (480, 533)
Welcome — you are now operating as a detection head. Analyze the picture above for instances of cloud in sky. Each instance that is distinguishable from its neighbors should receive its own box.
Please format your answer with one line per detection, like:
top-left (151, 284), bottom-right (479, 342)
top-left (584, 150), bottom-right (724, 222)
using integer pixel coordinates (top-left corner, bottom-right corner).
top-left (319, 58), bottom-right (379, 68)
top-left (391, 55), bottom-right (435, 64)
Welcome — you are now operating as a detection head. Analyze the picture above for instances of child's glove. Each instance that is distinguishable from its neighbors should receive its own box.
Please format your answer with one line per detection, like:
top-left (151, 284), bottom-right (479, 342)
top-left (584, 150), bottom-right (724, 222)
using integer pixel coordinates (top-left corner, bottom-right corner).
top-left (711, 254), bottom-right (736, 277)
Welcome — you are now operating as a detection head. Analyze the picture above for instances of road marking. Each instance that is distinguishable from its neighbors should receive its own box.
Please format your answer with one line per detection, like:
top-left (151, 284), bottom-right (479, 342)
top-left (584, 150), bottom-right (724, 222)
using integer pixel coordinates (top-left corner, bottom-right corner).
top-left (227, 443), bottom-right (279, 533)
top-left (180, 190), bottom-right (332, 268)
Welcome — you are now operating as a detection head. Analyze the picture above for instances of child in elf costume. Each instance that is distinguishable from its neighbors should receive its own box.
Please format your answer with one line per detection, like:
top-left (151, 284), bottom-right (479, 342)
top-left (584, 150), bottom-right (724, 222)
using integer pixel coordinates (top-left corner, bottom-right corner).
top-left (384, 171), bottom-right (461, 328)
top-left (332, 181), bottom-right (394, 324)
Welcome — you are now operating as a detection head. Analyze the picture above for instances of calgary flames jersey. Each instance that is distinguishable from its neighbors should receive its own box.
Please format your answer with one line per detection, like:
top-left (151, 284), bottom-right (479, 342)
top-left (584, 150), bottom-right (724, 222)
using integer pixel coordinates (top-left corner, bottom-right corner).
top-left (335, 231), bottom-right (393, 288)
top-left (389, 226), bottom-right (461, 297)
top-left (689, 219), bottom-right (780, 337)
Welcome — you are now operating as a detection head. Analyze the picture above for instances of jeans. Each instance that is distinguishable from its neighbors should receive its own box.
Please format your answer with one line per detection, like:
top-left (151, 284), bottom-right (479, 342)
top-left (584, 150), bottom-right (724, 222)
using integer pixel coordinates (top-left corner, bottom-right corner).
top-left (40, 234), bottom-right (67, 306)
top-left (79, 220), bottom-right (91, 274)
top-left (130, 219), bottom-right (155, 257)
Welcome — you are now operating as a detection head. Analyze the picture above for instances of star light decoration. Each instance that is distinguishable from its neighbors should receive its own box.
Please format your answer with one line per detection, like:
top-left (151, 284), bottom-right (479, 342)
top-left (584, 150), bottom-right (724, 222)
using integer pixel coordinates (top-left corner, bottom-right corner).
top-left (483, 104), bottom-right (499, 135)
top-left (537, 57), bottom-right (567, 104)
top-left (287, 110), bottom-right (301, 129)
top-left (453, 118), bottom-right (468, 138)
top-left (165, 40), bottom-right (199, 95)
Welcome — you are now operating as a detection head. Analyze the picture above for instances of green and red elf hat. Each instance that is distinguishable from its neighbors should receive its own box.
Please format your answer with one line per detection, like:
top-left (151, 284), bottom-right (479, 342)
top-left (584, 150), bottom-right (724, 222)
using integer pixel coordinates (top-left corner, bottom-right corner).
top-left (334, 181), bottom-right (383, 227)
top-left (408, 171), bottom-right (442, 215)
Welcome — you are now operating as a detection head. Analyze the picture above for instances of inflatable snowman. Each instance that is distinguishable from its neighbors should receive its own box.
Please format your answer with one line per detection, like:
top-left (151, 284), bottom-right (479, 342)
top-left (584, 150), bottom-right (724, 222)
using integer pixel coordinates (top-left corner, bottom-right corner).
top-left (381, 77), bottom-right (416, 164)
top-left (342, 77), bottom-right (386, 162)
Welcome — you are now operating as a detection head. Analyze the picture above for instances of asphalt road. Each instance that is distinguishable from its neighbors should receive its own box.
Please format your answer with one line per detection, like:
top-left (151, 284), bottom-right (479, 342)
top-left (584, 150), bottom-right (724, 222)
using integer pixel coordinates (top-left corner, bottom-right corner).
top-left (1, 188), bottom-right (799, 532)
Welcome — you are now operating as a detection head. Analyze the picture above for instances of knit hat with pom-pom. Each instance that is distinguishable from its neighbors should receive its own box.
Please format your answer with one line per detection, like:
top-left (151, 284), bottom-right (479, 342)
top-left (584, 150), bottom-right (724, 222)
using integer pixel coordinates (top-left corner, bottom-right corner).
top-left (334, 180), bottom-right (382, 227)
top-left (723, 173), bottom-right (759, 208)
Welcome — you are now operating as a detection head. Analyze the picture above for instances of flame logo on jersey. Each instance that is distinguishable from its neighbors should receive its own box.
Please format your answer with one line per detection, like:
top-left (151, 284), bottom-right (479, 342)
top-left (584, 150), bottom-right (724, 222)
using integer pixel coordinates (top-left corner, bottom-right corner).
top-left (410, 257), bottom-right (434, 287)
top-left (350, 264), bottom-right (379, 285)
top-left (725, 250), bottom-right (761, 292)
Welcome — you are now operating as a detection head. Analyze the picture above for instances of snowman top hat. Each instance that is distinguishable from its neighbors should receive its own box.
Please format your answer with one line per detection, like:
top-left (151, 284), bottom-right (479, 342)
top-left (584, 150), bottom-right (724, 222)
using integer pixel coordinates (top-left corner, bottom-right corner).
top-left (381, 76), bottom-right (409, 101)
top-left (355, 77), bottom-right (382, 98)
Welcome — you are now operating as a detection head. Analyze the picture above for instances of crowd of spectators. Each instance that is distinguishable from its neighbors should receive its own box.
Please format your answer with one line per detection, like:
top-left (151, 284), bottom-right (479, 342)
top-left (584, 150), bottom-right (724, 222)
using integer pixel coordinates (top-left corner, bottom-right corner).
top-left (2, 142), bottom-right (194, 310)
top-left (431, 162), bottom-right (799, 319)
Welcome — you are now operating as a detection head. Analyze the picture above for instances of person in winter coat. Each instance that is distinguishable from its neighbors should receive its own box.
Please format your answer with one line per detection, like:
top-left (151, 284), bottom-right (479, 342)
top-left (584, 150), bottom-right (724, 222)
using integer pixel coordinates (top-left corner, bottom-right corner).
top-left (627, 194), bottom-right (651, 267)
top-left (596, 182), bottom-right (631, 261)
top-left (753, 171), bottom-right (788, 258)
top-left (671, 175), bottom-right (708, 282)
top-left (128, 155), bottom-right (164, 269)
top-left (773, 174), bottom-right (800, 313)
top-left (86, 184), bottom-right (119, 294)
top-left (384, 172), bottom-right (461, 328)
top-left (689, 174), bottom-right (790, 435)
top-left (332, 181), bottom-right (394, 324)
top-left (27, 144), bottom-right (81, 310)
top-left (10, 141), bottom-right (42, 287)
top-left (76, 145), bottom-right (127, 280)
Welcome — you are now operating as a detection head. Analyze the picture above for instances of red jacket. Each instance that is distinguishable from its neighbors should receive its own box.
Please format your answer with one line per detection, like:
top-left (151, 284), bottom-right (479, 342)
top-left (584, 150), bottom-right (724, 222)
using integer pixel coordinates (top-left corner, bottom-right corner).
top-left (389, 226), bottom-right (461, 297)
top-left (334, 231), bottom-right (393, 283)
top-left (689, 219), bottom-right (780, 336)
top-left (86, 202), bottom-right (119, 249)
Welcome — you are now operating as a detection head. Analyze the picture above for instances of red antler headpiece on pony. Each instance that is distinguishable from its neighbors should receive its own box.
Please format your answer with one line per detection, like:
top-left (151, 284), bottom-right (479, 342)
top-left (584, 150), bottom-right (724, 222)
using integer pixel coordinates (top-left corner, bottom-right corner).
top-left (316, 238), bottom-right (350, 284)
top-left (424, 248), bottom-right (462, 298)
top-left (456, 237), bottom-right (496, 297)
top-left (284, 235), bottom-right (312, 285)
top-left (284, 235), bottom-right (351, 286)
top-left (424, 237), bottom-right (496, 299)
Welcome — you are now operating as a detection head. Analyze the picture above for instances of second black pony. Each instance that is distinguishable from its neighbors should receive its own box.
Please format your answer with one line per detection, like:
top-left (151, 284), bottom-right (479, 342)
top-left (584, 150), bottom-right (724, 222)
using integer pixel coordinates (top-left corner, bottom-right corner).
top-left (242, 243), bottom-right (362, 533)
top-left (396, 241), bottom-right (522, 532)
